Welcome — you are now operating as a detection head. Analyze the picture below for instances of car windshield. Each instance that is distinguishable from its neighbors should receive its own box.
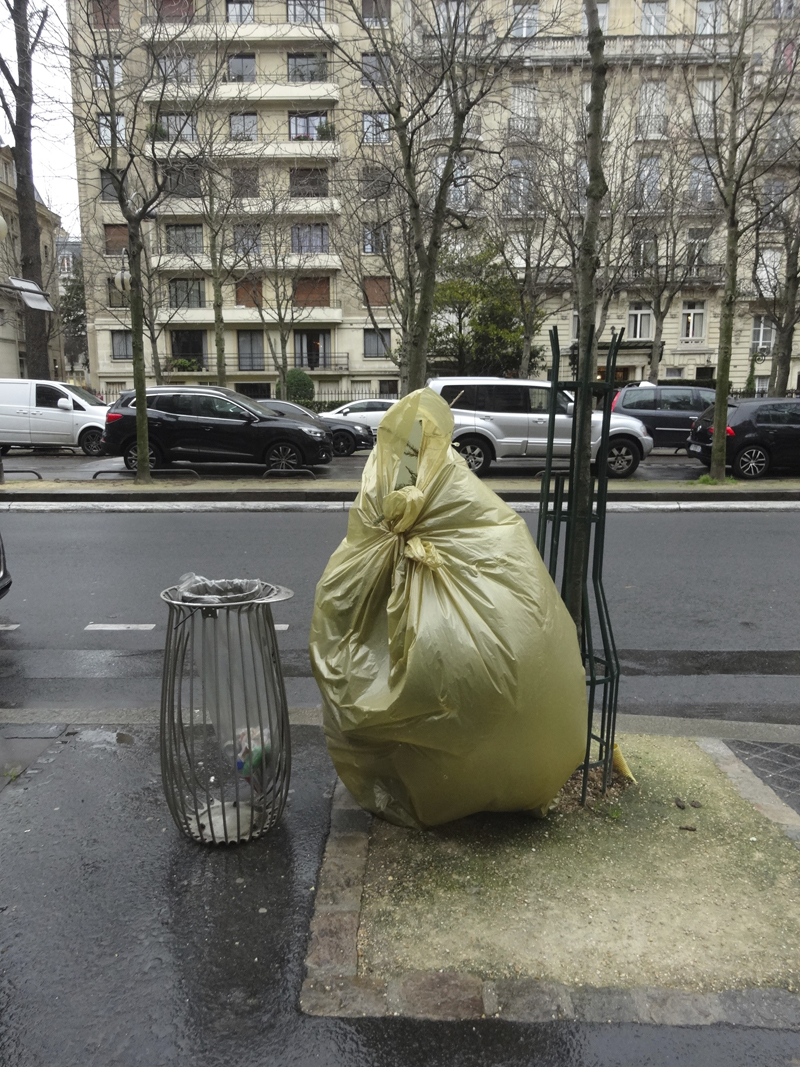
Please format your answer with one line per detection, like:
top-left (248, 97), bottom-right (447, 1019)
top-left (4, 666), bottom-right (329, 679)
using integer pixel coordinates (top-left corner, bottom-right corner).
top-left (63, 384), bottom-right (106, 406)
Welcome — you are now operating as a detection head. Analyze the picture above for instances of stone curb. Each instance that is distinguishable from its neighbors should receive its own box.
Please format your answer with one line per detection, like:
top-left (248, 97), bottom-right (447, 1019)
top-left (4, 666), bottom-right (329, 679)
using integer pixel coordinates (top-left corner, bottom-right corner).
top-left (3, 499), bottom-right (800, 514)
top-left (300, 747), bottom-right (800, 1026)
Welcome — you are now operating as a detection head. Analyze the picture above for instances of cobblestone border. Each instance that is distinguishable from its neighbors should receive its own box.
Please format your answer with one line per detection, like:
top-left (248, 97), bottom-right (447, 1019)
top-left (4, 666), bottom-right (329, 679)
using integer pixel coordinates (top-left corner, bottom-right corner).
top-left (300, 755), bottom-right (800, 1026)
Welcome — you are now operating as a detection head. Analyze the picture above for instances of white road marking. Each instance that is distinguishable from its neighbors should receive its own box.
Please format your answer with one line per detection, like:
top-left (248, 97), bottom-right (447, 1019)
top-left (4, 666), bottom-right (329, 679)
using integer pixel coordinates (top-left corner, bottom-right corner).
top-left (0, 623), bottom-right (20, 630)
top-left (274, 624), bottom-right (289, 631)
top-left (84, 623), bottom-right (157, 631)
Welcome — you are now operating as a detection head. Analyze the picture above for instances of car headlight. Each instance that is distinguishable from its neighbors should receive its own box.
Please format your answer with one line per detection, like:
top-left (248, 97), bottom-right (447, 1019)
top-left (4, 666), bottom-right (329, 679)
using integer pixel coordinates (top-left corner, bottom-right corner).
top-left (355, 425), bottom-right (371, 435)
top-left (303, 427), bottom-right (326, 438)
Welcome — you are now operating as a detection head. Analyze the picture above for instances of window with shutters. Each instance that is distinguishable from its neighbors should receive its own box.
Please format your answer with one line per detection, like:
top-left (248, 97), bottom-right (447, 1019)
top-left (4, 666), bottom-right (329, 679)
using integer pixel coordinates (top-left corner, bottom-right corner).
top-left (363, 276), bottom-right (391, 306)
top-left (294, 277), bottom-right (330, 306)
top-left (92, 0), bottom-right (119, 27)
top-left (289, 168), bottom-right (328, 197)
top-left (230, 167), bottom-right (259, 198)
top-left (104, 224), bottom-right (128, 254)
top-left (156, 0), bottom-right (194, 21)
top-left (236, 278), bottom-right (262, 307)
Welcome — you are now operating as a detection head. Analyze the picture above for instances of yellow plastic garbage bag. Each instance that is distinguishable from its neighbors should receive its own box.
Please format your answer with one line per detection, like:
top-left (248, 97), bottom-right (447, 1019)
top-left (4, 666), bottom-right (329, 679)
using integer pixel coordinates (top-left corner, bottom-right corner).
top-left (309, 387), bottom-right (587, 829)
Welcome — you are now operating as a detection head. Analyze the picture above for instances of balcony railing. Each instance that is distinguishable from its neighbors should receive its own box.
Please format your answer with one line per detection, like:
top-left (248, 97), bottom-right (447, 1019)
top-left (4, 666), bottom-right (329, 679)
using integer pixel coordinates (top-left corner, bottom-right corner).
top-left (293, 350), bottom-right (349, 371)
top-left (426, 115), bottom-right (482, 140)
top-left (143, 1), bottom-right (339, 25)
top-left (635, 115), bottom-right (667, 139)
top-left (509, 33), bottom-right (734, 62)
top-left (508, 115), bottom-right (539, 138)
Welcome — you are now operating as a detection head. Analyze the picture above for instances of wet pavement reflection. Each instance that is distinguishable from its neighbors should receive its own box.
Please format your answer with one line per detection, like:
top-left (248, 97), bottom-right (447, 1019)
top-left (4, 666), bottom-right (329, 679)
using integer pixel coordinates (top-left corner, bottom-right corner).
top-left (1, 724), bottom-right (799, 1066)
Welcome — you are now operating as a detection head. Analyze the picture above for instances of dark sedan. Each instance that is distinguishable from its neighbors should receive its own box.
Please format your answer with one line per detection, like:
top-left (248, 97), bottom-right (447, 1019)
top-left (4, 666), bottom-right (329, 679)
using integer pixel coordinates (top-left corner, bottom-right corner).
top-left (256, 399), bottom-right (374, 457)
top-left (102, 386), bottom-right (332, 470)
top-left (688, 396), bottom-right (800, 478)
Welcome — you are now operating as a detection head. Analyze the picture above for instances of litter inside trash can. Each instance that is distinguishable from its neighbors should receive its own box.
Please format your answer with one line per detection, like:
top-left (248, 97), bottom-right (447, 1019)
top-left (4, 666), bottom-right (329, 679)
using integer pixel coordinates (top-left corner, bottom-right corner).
top-left (160, 574), bottom-right (293, 844)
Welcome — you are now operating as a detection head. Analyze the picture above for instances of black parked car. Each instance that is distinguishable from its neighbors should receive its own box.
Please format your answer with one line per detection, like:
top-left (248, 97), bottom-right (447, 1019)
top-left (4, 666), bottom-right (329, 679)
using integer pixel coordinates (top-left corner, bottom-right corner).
top-left (613, 385), bottom-right (716, 448)
top-left (102, 386), bottom-right (332, 470)
top-left (255, 399), bottom-right (374, 456)
top-left (688, 396), bottom-right (800, 478)
top-left (0, 530), bottom-right (10, 600)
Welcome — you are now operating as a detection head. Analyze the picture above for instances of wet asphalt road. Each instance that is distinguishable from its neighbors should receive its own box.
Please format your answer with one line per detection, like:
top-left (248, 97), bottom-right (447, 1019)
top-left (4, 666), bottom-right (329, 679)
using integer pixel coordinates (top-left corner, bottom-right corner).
top-left (0, 446), bottom-right (705, 483)
top-left (2, 511), bottom-right (800, 1065)
top-left (0, 510), bottom-right (798, 723)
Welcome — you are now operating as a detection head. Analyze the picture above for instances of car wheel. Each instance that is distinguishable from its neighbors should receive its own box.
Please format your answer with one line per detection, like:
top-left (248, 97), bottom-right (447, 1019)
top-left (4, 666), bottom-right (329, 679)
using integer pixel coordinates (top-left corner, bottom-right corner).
top-left (123, 441), bottom-right (162, 471)
top-left (0, 445), bottom-right (10, 455)
top-left (332, 430), bottom-right (356, 457)
top-left (606, 438), bottom-right (640, 478)
top-left (458, 436), bottom-right (492, 475)
top-left (733, 444), bottom-right (770, 479)
top-left (265, 442), bottom-right (303, 471)
top-left (79, 427), bottom-right (104, 456)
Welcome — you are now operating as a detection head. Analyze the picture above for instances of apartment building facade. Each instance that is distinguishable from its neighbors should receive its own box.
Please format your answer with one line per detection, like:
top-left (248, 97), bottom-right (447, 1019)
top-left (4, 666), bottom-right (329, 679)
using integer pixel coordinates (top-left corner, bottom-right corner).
top-left (69, 0), bottom-right (800, 402)
top-left (0, 142), bottom-right (65, 380)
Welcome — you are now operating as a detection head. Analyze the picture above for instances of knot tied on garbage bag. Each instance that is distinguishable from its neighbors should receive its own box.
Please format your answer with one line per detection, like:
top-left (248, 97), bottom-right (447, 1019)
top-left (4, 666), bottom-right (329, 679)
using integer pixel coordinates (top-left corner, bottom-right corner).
top-left (382, 484), bottom-right (426, 533)
top-left (403, 535), bottom-right (443, 570)
top-left (310, 387), bottom-right (587, 830)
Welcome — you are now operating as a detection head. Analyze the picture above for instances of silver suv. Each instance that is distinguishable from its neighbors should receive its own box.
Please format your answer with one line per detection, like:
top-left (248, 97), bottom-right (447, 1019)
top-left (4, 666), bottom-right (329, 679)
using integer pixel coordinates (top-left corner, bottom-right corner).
top-left (426, 377), bottom-right (653, 478)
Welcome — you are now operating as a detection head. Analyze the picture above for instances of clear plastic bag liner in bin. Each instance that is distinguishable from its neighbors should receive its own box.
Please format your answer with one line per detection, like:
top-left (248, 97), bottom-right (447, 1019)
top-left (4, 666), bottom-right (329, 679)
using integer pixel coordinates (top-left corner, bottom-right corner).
top-left (309, 387), bottom-right (588, 829)
top-left (174, 574), bottom-right (273, 605)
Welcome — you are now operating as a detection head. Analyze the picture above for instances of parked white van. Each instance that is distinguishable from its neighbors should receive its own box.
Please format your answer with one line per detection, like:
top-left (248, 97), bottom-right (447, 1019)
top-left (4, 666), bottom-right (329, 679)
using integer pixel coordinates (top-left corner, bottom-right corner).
top-left (0, 380), bottom-right (109, 456)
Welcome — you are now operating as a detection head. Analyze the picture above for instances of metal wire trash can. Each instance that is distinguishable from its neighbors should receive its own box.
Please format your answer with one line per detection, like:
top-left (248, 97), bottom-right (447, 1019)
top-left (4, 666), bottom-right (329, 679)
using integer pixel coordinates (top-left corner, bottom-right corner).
top-left (160, 575), bottom-right (292, 844)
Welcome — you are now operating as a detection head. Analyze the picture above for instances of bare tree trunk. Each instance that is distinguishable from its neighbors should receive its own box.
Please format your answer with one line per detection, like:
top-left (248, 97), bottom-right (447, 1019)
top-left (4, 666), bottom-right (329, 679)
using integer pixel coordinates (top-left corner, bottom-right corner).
top-left (208, 228), bottom-right (227, 386)
top-left (128, 221), bottom-right (152, 484)
top-left (710, 216), bottom-right (738, 480)
top-left (771, 323), bottom-right (795, 396)
top-left (647, 315), bottom-right (664, 384)
top-left (406, 264), bottom-right (439, 392)
top-left (148, 326), bottom-right (163, 385)
top-left (520, 331), bottom-right (533, 379)
top-left (1, 0), bottom-right (49, 378)
top-left (564, 0), bottom-right (607, 632)
top-left (267, 334), bottom-right (288, 398)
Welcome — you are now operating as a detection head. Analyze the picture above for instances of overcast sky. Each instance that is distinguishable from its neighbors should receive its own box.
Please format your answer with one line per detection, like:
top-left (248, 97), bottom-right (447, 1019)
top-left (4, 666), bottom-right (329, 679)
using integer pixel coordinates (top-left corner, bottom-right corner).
top-left (0, 0), bottom-right (81, 236)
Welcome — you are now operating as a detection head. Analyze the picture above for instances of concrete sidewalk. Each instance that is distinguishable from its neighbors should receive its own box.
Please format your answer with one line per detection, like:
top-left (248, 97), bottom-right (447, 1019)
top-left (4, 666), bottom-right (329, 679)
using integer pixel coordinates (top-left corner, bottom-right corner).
top-left (2, 713), bottom-right (800, 1067)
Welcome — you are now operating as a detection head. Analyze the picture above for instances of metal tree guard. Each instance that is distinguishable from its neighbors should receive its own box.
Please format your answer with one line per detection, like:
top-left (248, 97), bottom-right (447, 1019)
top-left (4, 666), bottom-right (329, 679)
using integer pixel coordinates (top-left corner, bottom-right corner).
top-left (536, 325), bottom-right (623, 802)
top-left (160, 577), bottom-right (292, 844)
